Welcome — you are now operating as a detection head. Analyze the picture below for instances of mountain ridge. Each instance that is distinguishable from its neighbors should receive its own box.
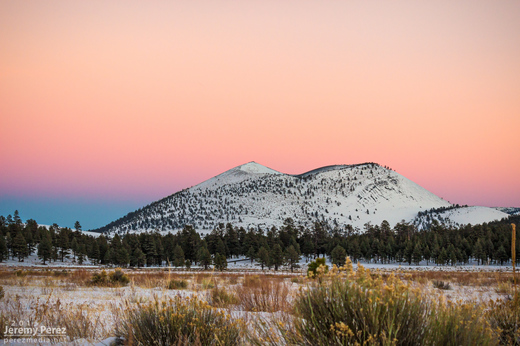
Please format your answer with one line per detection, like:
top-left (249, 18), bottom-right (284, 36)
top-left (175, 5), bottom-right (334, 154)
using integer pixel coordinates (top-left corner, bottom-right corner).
top-left (92, 162), bottom-right (509, 235)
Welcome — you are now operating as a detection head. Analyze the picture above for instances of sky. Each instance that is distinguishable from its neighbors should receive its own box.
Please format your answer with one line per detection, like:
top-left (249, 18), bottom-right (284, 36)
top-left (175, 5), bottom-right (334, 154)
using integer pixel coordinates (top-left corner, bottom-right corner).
top-left (1, 1), bottom-right (519, 230)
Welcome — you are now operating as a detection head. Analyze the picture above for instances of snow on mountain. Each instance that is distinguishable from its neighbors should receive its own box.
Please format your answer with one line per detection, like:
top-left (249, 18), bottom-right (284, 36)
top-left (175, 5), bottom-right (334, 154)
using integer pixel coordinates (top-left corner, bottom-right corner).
top-left (96, 162), bottom-right (477, 235)
top-left (413, 206), bottom-right (509, 230)
top-left (194, 161), bottom-right (281, 190)
top-left (495, 207), bottom-right (520, 216)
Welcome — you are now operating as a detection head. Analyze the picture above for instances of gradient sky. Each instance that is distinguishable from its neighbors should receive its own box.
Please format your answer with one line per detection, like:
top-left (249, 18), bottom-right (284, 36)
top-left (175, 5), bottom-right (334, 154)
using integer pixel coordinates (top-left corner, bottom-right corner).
top-left (1, 1), bottom-right (519, 230)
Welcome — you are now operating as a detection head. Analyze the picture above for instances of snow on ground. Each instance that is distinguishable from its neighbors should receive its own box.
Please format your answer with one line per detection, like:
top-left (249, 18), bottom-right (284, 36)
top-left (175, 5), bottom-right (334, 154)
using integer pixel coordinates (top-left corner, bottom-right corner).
top-left (2, 251), bottom-right (517, 273)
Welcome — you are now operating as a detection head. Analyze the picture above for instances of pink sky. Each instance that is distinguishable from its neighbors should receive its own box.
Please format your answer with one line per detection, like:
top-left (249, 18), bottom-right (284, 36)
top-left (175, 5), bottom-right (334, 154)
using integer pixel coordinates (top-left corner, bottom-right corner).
top-left (1, 1), bottom-right (519, 227)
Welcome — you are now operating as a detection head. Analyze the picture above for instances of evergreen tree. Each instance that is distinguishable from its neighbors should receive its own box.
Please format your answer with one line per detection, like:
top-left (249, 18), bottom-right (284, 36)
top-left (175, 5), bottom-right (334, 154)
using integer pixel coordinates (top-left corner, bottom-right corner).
top-left (77, 243), bottom-right (86, 264)
top-left (404, 240), bottom-right (413, 265)
top-left (74, 221), bottom-right (82, 232)
top-left (197, 247), bottom-right (212, 270)
top-left (285, 245), bottom-right (300, 272)
top-left (412, 243), bottom-right (422, 265)
top-left (214, 253), bottom-right (227, 271)
top-left (12, 231), bottom-right (27, 261)
top-left (5, 233), bottom-right (12, 259)
top-left (473, 239), bottom-right (486, 265)
top-left (423, 245), bottom-right (431, 265)
top-left (143, 235), bottom-right (157, 266)
top-left (496, 245), bottom-right (508, 265)
top-left (331, 245), bottom-right (347, 267)
top-left (25, 231), bottom-right (35, 257)
top-left (104, 248), bottom-right (113, 265)
top-left (58, 229), bottom-right (70, 262)
top-left (117, 247), bottom-right (130, 266)
top-left (215, 238), bottom-right (227, 258)
top-left (438, 248), bottom-right (447, 266)
top-left (13, 210), bottom-right (22, 226)
top-left (247, 246), bottom-right (256, 264)
top-left (133, 247), bottom-right (146, 267)
top-left (271, 244), bottom-right (284, 271)
top-left (71, 238), bottom-right (78, 262)
top-left (185, 259), bottom-right (192, 270)
top-left (257, 246), bottom-right (269, 270)
top-left (0, 235), bottom-right (7, 262)
top-left (38, 232), bottom-right (53, 265)
top-left (448, 244), bottom-right (457, 266)
top-left (90, 241), bottom-right (100, 265)
top-left (173, 245), bottom-right (185, 267)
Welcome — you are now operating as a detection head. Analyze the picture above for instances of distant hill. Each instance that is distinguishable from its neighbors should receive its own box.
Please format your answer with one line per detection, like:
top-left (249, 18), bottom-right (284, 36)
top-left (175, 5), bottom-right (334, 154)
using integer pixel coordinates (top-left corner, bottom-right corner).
top-left (93, 161), bottom-right (509, 235)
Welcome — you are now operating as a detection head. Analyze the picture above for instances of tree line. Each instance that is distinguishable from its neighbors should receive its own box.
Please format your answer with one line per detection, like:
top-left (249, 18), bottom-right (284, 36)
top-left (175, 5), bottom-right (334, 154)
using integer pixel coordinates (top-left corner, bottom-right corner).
top-left (0, 211), bottom-right (518, 270)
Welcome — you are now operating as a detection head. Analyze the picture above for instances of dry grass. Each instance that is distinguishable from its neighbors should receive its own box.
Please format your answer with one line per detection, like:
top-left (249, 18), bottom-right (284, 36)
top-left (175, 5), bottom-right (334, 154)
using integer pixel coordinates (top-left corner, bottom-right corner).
top-left (0, 266), bottom-right (517, 344)
top-left (209, 286), bottom-right (239, 308)
top-left (0, 289), bottom-right (112, 341)
top-left (236, 277), bottom-right (291, 312)
top-left (406, 270), bottom-right (515, 288)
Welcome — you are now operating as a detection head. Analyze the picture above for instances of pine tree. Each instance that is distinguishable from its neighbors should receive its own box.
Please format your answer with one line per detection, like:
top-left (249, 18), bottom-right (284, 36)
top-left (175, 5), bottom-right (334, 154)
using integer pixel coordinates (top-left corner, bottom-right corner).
top-left (5, 233), bottom-right (12, 259)
top-left (404, 240), bottom-right (413, 265)
top-left (12, 231), bottom-right (27, 262)
top-left (438, 248), bottom-right (447, 266)
top-left (58, 229), bottom-right (70, 262)
top-left (423, 245), bottom-right (431, 265)
top-left (71, 238), bottom-right (78, 262)
top-left (38, 231), bottom-right (53, 264)
top-left (91, 241), bottom-right (100, 265)
top-left (117, 247), bottom-right (130, 266)
top-left (448, 244), bottom-right (457, 266)
top-left (13, 210), bottom-right (22, 226)
top-left (197, 247), bottom-right (212, 270)
top-left (247, 246), bottom-right (256, 264)
top-left (257, 246), bottom-right (269, 270)
top-left (77, 243), bottom-right (86, 264)
top-left (496, 245), bottom-right (508, 265)
top-left (104, 248), bottom-right (113, 265)
top-left (331, 245), bottom-right (347, 267)
top-left (173, 245), bottom-right (185, 267)
top-left (214, 253), bottom-right (227, 271)
top-left (285, 245), bottom-right (300, 272)
top-left (412, 243), bottom-right (422, 265)
top-left (271, 244), bottom-right (284, 271)
top-left (473, 239), bottom-right (486, 265)
top-left (133, 247), bottom-right (146, 267)
top-left (0, 235), bottom-right (7, 262)
top-left (215, 238), bottom-right (227, 258)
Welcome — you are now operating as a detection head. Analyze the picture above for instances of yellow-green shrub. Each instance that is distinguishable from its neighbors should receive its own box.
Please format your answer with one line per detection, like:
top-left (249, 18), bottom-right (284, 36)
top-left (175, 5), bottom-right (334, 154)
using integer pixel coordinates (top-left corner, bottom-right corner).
top-left (116, 295), bottom-right (243, 345)
top-left (255, 257), bottom-right (496, 346)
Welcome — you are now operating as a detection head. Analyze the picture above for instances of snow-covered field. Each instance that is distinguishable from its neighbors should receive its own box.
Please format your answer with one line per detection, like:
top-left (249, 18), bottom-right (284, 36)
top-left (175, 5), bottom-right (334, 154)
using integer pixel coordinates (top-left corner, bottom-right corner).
top-left (1, 260), bottom-right (517, 345)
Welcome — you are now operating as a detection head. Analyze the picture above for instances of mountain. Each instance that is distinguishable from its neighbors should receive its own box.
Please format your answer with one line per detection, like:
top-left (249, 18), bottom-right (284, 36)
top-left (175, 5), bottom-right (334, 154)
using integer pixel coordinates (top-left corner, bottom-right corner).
top-left (94, 162), bottom-right (509, 235)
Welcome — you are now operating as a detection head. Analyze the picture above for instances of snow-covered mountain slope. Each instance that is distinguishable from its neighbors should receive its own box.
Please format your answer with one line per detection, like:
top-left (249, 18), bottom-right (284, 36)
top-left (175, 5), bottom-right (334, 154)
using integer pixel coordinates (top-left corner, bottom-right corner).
top-left (96, 161), bottom-right (483, 235)
top-left (413, 206), bottom-right (510, 230)
top-left (495, 207), bottom-right (520, 216)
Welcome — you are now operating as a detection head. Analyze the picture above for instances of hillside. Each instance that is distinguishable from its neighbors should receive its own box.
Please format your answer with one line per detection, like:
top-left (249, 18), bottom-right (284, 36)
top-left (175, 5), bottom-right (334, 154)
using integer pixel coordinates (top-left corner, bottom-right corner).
top-left (94, 161), bottom-right (508, 235)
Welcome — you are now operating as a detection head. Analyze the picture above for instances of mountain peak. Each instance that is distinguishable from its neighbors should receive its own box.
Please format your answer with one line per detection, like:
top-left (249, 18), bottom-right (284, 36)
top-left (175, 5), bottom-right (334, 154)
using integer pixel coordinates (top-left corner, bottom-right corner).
top-left (234, 161), bottom-right (281, 175)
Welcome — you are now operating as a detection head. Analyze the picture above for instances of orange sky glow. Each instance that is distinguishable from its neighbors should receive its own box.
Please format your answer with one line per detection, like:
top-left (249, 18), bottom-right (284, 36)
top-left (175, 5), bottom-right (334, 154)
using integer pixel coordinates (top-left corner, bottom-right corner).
top-left (1, 1), bottom-right (519, 228)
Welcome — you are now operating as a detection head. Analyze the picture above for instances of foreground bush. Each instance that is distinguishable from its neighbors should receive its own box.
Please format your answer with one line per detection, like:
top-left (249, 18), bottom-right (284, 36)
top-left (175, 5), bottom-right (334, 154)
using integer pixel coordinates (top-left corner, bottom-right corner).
top-left (167, 279), bottom-right (188, 289)
top-left (255, 258), bottom-right (496, 346)
top-left (487, 293), bottom-right (520, 345)
top-left (116, 295), bottom-right (243, 345)
top-left (91, 268), bottom-right (129, 286)
top-left (209, 286), bottom-right (239, 307)
top-left (294, 264), bottom-right (433, 345)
